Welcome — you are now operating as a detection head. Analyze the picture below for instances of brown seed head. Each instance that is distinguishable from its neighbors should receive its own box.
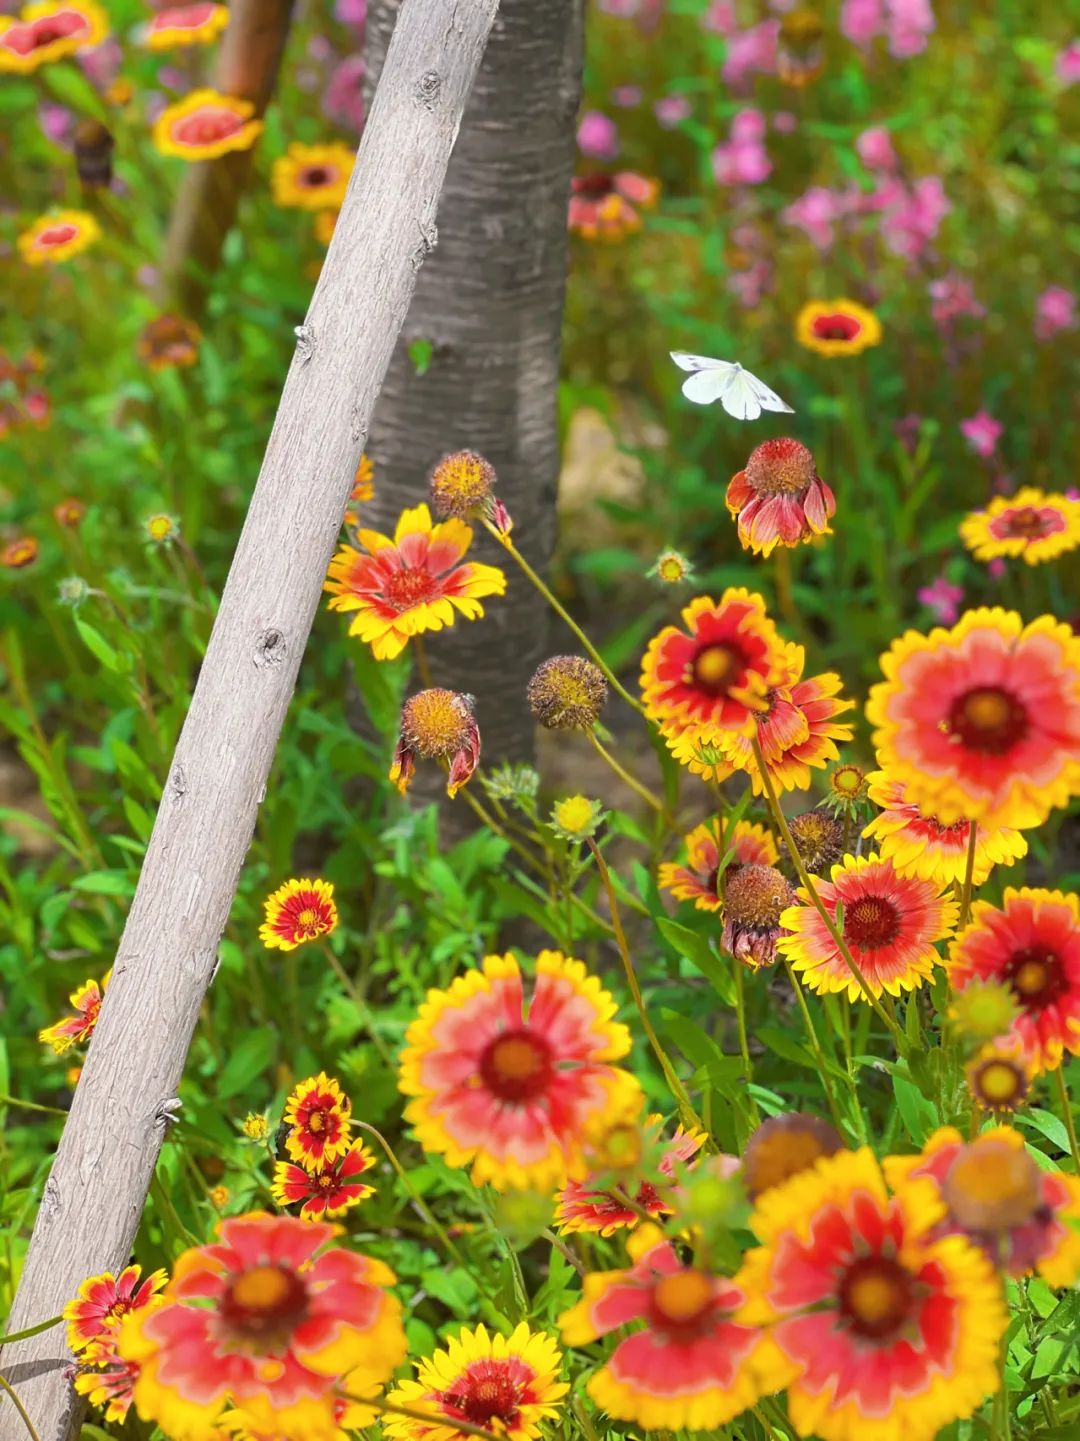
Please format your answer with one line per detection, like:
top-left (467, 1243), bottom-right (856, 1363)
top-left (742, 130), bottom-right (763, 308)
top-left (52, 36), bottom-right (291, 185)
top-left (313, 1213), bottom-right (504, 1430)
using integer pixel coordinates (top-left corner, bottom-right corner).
top-left (724, 864), bottom-right (794, 928)
top-left (943, 1136), bottom-right (1042, 1233)
top-left (400, 688), bottom-right (476, 758)
top-left (527, 655), bottom-right (608, 731)
top-left (744, 438), bottom-right (818, 498)
top-left (787, 809), bottom-right (845, 874)
top-left (428, 449), bottom-right (497, 519)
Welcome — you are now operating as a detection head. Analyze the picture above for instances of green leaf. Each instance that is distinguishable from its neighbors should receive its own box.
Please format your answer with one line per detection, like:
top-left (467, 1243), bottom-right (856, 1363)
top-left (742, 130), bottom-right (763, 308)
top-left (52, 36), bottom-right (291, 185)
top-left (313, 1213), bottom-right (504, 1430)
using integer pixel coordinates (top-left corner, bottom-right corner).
top-left (657, 919), bottom-right (732, 1001)
top-left (891, 1073), bottom-right (937, 1145)
top-left (408, 338), bottom-right (434, 375)
top-left (1016, 1109), bottom-right (1072, 1158)
top-left (74, 619), bottom-right (121, 673)
top-left (216, 1026), bottom-right (278, 1101)
top-left (71, 869), bottom-right (136, 897)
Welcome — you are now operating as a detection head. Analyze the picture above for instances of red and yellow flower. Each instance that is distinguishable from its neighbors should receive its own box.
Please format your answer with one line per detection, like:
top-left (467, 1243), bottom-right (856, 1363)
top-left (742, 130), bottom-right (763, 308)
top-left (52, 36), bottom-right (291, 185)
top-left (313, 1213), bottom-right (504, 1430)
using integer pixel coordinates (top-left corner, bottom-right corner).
top-left (795, 298), bottom-right (882, 357)
top-left (53, 498), bottom-right (86, 528)
top-left (324, 503), bottom-right (506, 662)
top-left (153, 89), bottom-right (263, 160)
top-left (641, 590), bottom-right (786, 738)
top-left (863, 770), bottom-right (1027, 887)
top-left (144, 3), bottom-right (229, 50)
top-left (568, 171), bottom-right (659, 241)
top-left (259, 878), bottom-right (338, 952)
top-left (554, 1121), bottom-right (705, 1237)
top-left (726, 438), bottom-right (836, 557)
top-left (960, 488), bottom-right (1080, 568)
top-left (272, 143), bottom-right (355, 211)
top-left (75, 1310), bottom-right (154, 1423)
top-left (383, 1323), bottom-right (568, 1438)
top-left (867, 609), bottom-right (1080, 830)
top-left (137, 314), bottom-right (201, 371)
top-left (271, 1141), bottom-right (376, 1221)
top-left (283, 1073), bottom-right (353, 1170)
top-left (560, 1223), bottom-right (766, 1431)
top-left (742, 1112), bottom-right (845, 1200)
top-left (658, 818), bottom-right (778, 912)
top-left (66, 1265), bottom-right (167, 1356)
top-left (779, 854), bottom-right (958, 1001)
top-left (2, 535), bottom-right (39, 569)
top-left (399, 950), bottom-right (640, 1191)
top-left (885, 1127), bottom-right (1080, 1287)
top-left (390, 689), bottom-right (480, 800)
top-left (948, 888), bottom-right (1080, 1072)
top-left (966, 1035), bottom-right (1035, 1114)
top-left (39, 973), bottom-right (108, 1053)
top-left (0, 1), bottom-right (108, 73)
top-left (118, 1213), bottom-right (406, 1440)
top-left (17, 209), bottom-right (100, 265)
top-left (737, 1148), bottom-right (1006, 1441)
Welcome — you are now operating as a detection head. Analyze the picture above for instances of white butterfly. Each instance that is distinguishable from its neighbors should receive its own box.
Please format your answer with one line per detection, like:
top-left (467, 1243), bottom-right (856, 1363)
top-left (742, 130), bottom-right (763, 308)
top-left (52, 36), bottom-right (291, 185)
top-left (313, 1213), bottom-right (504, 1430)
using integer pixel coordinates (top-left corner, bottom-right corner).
top-left (670, 351), bottom-right (794, 420)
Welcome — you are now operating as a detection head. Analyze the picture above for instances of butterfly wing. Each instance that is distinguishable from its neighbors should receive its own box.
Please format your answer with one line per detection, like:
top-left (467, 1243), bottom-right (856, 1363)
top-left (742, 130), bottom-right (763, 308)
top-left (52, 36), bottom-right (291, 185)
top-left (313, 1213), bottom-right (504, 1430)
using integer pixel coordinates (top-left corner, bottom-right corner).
top-left (718, 369), bottom-right (762, 421)
top-left (681, 366), bottom-right (734, 405)
top-left (669, 350), bottom-right (726, 373)
top-left (744, 369), bottom-right (794, 415)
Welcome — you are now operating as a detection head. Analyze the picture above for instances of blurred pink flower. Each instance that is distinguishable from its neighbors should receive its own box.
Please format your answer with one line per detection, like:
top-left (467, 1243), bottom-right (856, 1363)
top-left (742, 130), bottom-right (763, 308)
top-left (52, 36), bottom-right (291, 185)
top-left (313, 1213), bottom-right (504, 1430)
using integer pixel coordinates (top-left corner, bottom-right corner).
top-left (894, 413), bottom-right (924, 452)
top-left (335, 0), bottom-right (366, 28)
top-left (654, 94), bottom-right (691, 127)
top-left (841, 0), bottom-right (883, 46)
top-left (773, 111), bottom-right (797, 132)
top-left (987, 557), bottom-right (1006, 580)
top-left (612, 85), bottom-right (643, 107)
top-left (577, 110), bottom-right (620, 160)
top-left (308, 34), bottom-right (334, 63)
top-left (1056, 42), bottom-right (1080, 84)
top-left (722, 22), bottom-right (779, 84)
top-left (137, 264), bottom-right (160, 289)
top-left (928, 272), bottom-right (984, 329)
top-left (1034, 286), bottom-right (1076, 340)
top-left (324, 54), bottom-right (365, 133)
top-left (78, 38), bottom-right (122, 90)
top-left (728, 260), bottom-right (772, 308)
top-left (712, 109), bottom-right (771, 184)
top-left (878, 174), bottom-right (949, 260)
top-left (702, 1), bottom-right (738, 33)
top-left (917, 576), bottom-right (963, 625)
top-left (783, 186), bottom-right (846, 250)
top-left (960, 411), bottom-right (1002, 459)
top-left (856, 127), bottom-right (897, 171)
top-left (841, 0), bottom-right (935, 58)
top-left (39, 104), bottom-right (73, 146)
top-left (600, 0), bottom-right (644, 13)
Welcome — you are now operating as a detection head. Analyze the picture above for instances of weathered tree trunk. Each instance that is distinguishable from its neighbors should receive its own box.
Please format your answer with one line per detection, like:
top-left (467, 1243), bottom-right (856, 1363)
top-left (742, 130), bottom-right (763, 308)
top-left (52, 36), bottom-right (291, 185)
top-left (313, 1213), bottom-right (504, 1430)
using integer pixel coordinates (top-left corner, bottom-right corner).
top-left (157, 0), bottom-right (296, 318)
top-left (0, 4), bottom-right (501, 1437)
top-left (364, 0), bottom-right (583, 771)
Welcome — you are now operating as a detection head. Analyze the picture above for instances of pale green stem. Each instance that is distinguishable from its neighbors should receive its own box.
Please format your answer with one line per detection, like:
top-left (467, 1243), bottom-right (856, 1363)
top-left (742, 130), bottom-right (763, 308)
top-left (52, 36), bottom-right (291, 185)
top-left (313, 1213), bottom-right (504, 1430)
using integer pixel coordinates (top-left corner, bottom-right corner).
top-left (586, 729), bottom-right (664, 813)
top-left (0, 1374), bottom-right (40, 1441)
top-left (1054, 1066), bottom-right (1080, 1173)
top-left (958, 820), bottom-right (979, 929)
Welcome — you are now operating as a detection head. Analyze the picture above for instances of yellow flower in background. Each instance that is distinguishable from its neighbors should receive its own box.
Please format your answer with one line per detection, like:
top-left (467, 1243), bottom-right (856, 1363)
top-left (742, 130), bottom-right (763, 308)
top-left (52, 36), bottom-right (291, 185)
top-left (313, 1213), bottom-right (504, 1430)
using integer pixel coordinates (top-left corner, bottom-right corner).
top-left (0, 1), bottom-right (108, 74)
top-left (259, 878), bottom-right (338, 951)
top-left (153, 89), bottom-right (263, 160)
top-left (960, 487), bottom-right (1080, 567)
top-left (795, 298), bottom-right (882, 357)
top-left (272, 142), bottom-right (355, 211)
top-left (18, 210), bottom-right (100, 265)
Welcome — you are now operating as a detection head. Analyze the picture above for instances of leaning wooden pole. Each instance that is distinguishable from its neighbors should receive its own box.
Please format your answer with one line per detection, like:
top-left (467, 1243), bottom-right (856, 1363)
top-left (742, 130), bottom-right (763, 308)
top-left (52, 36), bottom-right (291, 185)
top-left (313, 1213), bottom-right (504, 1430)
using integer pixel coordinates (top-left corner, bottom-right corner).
top-left (0, 3), bottom-right (501, 1437)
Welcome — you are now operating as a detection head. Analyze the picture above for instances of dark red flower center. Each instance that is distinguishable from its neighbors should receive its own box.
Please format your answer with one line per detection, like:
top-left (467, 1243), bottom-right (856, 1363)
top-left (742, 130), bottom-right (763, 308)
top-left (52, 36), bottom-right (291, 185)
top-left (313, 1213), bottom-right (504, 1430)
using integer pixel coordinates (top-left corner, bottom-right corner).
top-left (691, 643), bottom-right (743, 695)
top-left (948, 686), bottom-right (1029, 755)
top-left (839, 1256), bottom-right (915, 1340)
top-left (648, 1269), bottom-right (717, 1336)
top-left (812, 312), bottom-right (862, 342)
top-left (573, 173), bottom-right (616, 199)
top-left (6, 13), bottom-right (87, 55)
top-left (843, 895), bottom-right (900, 949)
top-left (989, 506), bottom-right (1064, 542)
top-left (479, 1027), bottom-right (553, 1103)
top-left (443, 1361), bottom-right (523, 1425)
top-left (221, 1264), bottom-right (309, 1337)
top-left (383, 565), bottom-right (439, 612)
top-left (39, 224), bottom-right (79, 248)
top-left (1003, 947), bottom-right (1067, 1012)
top-left (173, 108), bottom-right (244, 146)
top-left (301, 165), bottom-right (334, 188)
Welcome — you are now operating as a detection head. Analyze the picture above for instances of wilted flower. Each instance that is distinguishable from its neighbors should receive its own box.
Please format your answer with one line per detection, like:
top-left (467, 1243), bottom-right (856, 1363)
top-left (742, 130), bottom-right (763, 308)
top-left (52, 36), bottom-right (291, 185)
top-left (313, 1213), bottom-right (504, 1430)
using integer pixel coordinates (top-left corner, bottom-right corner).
top-left (527, 655), bottom-right (607, 730)
top-left (390, 688), bottom-right (480, 799)
top-left (726, 437), bottom-right (835, 556)
top-left (568, 171), bottom-right (658, 240)
top-left (721, 863), bottom-right (794, 969)
top-left (137, 314), bottom-right (200, 371)
top-left (39, 973), bottom-right (108, 1052)
top-left (785, 809), bottom-right (844, 873)
top-left (428, 448), bottom-right (497, 520)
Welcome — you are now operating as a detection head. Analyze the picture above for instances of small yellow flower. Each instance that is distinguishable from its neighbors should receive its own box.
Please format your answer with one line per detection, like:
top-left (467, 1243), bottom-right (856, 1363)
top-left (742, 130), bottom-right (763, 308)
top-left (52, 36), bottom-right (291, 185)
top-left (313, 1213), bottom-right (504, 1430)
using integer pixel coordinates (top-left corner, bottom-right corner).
top-left (795, 298), bottom-right (882, 357)
top-left (241, 1113), bottom-right (270, 1142)
top-left (649, 548), bottom-right (694, 585)
top-left (272, 142), bottom-right (355, 211)
top-left (144, 512), bottom-right (179, 544)
top-left (208, 1184), bottom-right (229, 1210)
top-left (947, 979), bottom-right (1022, 1049)
top-left (550, 794), bottom-right (604, 842)
top-left (17, 210), bottom-right (101, 266)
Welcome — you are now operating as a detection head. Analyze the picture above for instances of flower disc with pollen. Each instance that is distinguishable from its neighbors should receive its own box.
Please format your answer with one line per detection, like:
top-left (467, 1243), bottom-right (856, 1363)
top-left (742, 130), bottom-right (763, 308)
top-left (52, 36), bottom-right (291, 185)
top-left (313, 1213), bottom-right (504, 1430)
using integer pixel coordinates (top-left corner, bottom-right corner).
top-left (429, 449), bottom-right (497, 519)
top-left (726, 438), bottom-right (836, 557)
top-left (527, 655), bottom-right (608, 730)
top-left (721, 863), bottom-right (794, 970)
top-left (390, 689), bottom-right (480, 799)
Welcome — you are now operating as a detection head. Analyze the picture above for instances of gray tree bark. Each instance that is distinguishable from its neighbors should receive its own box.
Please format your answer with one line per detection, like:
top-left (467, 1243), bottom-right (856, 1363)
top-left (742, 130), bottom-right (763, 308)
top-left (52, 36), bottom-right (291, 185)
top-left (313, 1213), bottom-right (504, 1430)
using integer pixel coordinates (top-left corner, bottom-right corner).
top-left (0, 4), bottom-right (500, 1438)
top-left (364, 0), bottom-right (584, 772)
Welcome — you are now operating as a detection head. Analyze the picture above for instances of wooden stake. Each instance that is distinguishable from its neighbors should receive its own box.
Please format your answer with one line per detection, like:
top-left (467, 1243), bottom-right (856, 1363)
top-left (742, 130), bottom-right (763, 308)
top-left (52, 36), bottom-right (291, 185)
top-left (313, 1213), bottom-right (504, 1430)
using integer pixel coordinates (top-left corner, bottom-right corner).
top-left (0, 3), bottom-right (501, 1437)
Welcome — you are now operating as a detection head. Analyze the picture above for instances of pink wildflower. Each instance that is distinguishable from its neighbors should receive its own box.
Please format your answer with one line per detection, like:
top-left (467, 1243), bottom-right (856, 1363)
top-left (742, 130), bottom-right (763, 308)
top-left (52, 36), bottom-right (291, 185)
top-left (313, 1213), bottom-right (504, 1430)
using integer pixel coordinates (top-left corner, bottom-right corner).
top-left (840, 0), bottom-right (883, 47)
top-left (1056, 42), bottom-right (1080, 84)
top-left (856, 126), bottom-right (897, 171)
top-left (928, 273), bottom-right (985, 330)
top-left (702, 1), bottom-right (738, 33)
top-left (1034, 286), bottom-right (1076, 340)
top-left (887, 0), bottom-right (935, 58)
top-left (324, 55), bottom-right (365, 133)
top-left (878, 175), bottom-right (950, 260)
top-left (335, 0), bottom-right (366, 27)
top-left (577, 110), bottom-right (619, 161)
top-left (713, 108), bottom-right (771, 185)
top-left (612, 85), bottom-right (643, 107)
top-left (894, 414), bottom-right (924, 453)
top-left (654, 94), bottom-right (691, 126)
top-left (917, 576), bottom-right (963, 625)
top-left (722, 22), bottom-right (779, 84)
top-left (773, 111), bottom-right (797, 132)
top-left (960, 411), bottom-right (1002, 459)
top-left (783, 187), bottom-right (846, 250)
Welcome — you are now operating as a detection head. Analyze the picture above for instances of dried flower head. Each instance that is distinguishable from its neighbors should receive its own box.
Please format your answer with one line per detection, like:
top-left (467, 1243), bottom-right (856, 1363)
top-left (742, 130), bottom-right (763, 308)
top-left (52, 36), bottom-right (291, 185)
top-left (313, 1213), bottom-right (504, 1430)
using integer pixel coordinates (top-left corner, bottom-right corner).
top-left (941, 1134), bottom-right (1042, 1233)
top-left (57, 575), bottom-right (90, 608)
top-left (390, 689), bottom-right (480, 799)
top-left (2, 536), bottom-right (39, 569)
top-left (721, 863), bottom-right (794, 969)
top-left (527, 655), bottom-right (608, 730)
top-left (429, 449), bottom-right (497, 520)
top-left (648, 548), bottom-right (695, 586)
top-left (481, 760), bottom-right (540, 808)
top-left (550, 794), bottom-right (604, 842)
top-left (53, 498), bottom-right (86, 527)
top-left (785, 809), bottom-right (844, 873)
top-left (742, 1112), bottom-right (844, 1200)
top-left (137, 314), bottom-right (201, 372)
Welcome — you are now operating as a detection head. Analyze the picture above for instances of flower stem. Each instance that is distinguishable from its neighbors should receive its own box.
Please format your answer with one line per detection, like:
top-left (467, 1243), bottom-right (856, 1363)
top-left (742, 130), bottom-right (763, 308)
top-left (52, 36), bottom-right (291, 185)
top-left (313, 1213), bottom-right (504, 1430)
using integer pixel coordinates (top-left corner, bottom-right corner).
top-left (0, 1095), bottom-right (68, 1119)
top-left (586, 730), bottom-right (664, 813)
top-left (752, 738), bottom-right (904, 1048)
top-left (321, 942), bottom-right (396, 1072)
top-left (0, 1373), bottom-right (40, 1441)
top-left (352, 1122), bottom-right (471, 1276)
top-left (732, 957), bottom-right (758, 1123)
top-left (959, 820), bottom-right (978, 929)
top-left (412, 633), bottom-right (434, 689)
top-left (481, 518), bottom-right (646, 718)
top-left (782, 962), bottom-right (845, 1134)
top-left (1053, 1066), bottom-right (1080, 1173)
top-left (586, 839), bottom-right (704, 1134)
top-left (344, 1391), bottom-right (498, 1439)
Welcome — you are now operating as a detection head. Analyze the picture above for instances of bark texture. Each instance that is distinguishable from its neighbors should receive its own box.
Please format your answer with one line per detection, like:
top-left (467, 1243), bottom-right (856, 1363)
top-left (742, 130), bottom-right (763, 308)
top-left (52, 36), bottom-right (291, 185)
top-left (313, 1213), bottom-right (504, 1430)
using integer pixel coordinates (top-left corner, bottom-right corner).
top-left (157, 0), bottom-right (296, 318)
top-left (365, 0), bottom-right (584, 773)
top-left (0, 4), bottom-right (501, 1437)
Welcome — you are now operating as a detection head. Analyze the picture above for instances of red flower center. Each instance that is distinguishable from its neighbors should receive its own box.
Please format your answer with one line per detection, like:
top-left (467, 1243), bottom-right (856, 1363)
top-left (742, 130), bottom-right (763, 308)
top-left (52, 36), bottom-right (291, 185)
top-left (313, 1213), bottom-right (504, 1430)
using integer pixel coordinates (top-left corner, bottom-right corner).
top-left (384, 564), bottom-right (439, 612)
top-left (691, 643), bottom-right (743, 695)
top-left (744, 437), bottom-right (817, 496)
top-left (443, 1362), bottom-right (522, 1425)
top-left (220, 1264), bottom-right (309, 1337)
top-left (1003, 947), bottom-right (1067, 1012)
top-left (6, 13), bottom-right (87, 54)
top-left (301, 165), bottom-right (335, 188)
top-left (173, 108), bottom-right (244, 146)
top-left (811, 312), bottom-right (862, 342)
top-left (990, 506), bottom-right (1063, 542)
top-left (39, 224), bottom-right (79, 248)
top-left (649, 1269), bottom-right (716, 1336)
top-left (479, 1028), bottom-right (553, 1103)
top-left (574, 173), bottom-right (616, 199)
top-left (948, 686), bottom-right (1029, 755)
top-left (839, 1256), bottom-right (914, 1340)
top-left (843, 894), bottom-right (900, 949)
